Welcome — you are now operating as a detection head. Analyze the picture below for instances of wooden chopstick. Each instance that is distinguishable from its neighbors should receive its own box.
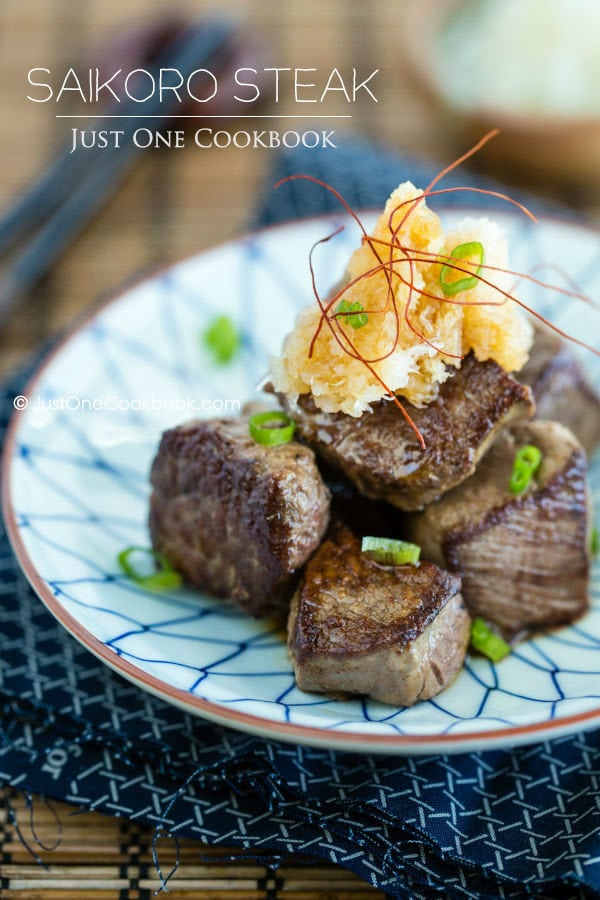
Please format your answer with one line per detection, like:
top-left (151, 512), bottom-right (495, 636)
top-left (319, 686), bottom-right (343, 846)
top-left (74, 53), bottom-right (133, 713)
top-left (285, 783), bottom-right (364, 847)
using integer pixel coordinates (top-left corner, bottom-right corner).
top-left (0, 18), bottom-right (236, 316)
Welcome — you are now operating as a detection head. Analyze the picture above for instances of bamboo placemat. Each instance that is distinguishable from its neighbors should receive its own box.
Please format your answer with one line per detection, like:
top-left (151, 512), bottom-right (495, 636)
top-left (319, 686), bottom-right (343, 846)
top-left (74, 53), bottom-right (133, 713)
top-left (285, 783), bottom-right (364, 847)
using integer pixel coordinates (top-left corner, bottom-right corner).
top-left (0, 0), bottom-right (449, 380)
top-left (0, 788), bottom-right (384, 898)
top-left (1, 0), bottom-right (597, 376)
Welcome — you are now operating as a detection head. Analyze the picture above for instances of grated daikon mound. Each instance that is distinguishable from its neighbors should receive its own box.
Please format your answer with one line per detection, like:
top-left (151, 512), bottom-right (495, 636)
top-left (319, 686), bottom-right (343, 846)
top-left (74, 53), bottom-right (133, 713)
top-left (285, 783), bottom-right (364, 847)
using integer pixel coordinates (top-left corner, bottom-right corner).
top-left (270, 183), bottom-right (533, 416)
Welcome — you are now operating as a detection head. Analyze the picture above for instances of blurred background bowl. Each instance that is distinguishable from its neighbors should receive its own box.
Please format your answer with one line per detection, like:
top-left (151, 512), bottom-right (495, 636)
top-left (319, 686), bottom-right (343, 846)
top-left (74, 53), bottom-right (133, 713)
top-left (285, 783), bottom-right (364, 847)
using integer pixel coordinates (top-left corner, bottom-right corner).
top-left (402, 0), bottom-right (600, 192)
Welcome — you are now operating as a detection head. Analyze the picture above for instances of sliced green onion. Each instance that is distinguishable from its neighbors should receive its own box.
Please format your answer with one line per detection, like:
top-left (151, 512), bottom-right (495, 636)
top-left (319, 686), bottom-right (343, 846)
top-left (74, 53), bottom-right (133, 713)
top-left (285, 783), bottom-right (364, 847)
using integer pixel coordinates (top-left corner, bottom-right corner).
top-left (470, 617), bottom-right (511, 663)
top-left (117, 546), bottom-right (182, 592)
top-left (361, 536), bottom-right (421, 566)
top-left (591, 526), bottom-right (599, 556)
top-left (439, 241), bottom-right (485, 296)
top-left (203, 315), bottom-right (240, 364)
top-left (249, 410), bottom-right (295, 446)
top-left (509, 444), bottom-right (543, 495)
top-left (336, 299), bottom-right (368, 329)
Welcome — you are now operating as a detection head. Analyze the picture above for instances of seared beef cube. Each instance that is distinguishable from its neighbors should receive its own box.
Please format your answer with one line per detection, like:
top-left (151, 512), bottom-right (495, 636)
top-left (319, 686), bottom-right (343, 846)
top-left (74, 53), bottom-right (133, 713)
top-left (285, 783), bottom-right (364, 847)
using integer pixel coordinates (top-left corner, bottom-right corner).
top-left (288, 522), bottom-right (469, 706)
top-left (519, 325), bottom-right (600, 456)
top-left (150, 418), bottom-right (330, 617)
top-left (408, 421), bottom-right (591, 639)
top-left (280, 354), bottom-right (534, 511)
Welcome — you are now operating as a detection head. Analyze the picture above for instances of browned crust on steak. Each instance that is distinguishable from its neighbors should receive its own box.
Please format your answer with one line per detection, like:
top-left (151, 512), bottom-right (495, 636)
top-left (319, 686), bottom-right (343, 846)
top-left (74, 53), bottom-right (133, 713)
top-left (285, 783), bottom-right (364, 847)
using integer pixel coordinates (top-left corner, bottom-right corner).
top-left (287, 523), bottom-right (469, 706)
top-left (288, 522), bottom-right (462, 658)
top-left (149, 417), bottom-right (330, 617)
top-left (408, 420), bottom-right (591, 638)
top-left (279, 354), bottom-right (534, 511)
top-left (518, 325), bottom-right (600, 456)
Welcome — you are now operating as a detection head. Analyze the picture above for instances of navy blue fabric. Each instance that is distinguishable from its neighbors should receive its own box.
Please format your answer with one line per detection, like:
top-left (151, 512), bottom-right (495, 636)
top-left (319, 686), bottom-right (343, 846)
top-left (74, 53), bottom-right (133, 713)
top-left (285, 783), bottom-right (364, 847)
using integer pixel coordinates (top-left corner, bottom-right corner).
top-left (0, 135), bottom-right (598, 899)
top-left (251, 133), bottom-right (555, 227)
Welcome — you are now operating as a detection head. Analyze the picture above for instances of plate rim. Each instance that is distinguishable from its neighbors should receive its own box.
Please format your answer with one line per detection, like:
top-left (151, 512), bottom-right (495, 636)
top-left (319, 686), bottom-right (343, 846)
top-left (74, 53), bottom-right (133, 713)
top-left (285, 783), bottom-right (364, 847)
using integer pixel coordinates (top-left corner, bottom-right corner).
top-left (3, 207), bottom-right (600, 754)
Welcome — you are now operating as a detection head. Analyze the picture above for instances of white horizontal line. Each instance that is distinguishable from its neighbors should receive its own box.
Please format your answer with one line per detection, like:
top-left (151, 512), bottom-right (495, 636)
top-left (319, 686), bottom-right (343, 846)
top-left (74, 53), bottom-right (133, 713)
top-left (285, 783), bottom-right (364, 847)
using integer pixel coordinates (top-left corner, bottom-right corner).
top-left (56, 114), bottom-right (352, 119)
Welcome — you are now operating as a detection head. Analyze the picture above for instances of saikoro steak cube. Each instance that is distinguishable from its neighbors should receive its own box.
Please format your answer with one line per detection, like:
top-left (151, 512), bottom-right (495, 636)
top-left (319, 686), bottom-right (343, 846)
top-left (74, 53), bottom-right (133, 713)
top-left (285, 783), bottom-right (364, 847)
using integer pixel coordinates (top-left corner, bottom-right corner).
top-left (408, 421), bottom-right (591, 638)
top-left (288, 522), bottom-right (469, 706)
top-left (279, 355), bottom-right (534, 511)
top-left (150, 417), bottom-right (330, 617)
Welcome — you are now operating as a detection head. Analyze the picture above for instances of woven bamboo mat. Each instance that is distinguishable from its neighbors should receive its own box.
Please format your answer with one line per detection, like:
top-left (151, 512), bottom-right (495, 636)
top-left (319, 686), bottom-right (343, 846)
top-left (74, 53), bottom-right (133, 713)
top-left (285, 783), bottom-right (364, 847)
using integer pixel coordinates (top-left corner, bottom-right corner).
top-left (0, 788), bottom-right (383, 898)
top-left (1, 2), bottom-right (598, 376)
top-left (0, 0), bottom-right (448, 380)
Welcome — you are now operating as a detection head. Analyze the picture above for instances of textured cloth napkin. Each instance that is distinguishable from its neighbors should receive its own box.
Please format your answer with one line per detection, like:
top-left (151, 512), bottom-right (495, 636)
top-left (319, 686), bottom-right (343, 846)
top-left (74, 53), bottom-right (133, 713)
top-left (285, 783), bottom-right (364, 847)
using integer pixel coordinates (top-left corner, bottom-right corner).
top-left (0, 135), bottom-right (598, 900)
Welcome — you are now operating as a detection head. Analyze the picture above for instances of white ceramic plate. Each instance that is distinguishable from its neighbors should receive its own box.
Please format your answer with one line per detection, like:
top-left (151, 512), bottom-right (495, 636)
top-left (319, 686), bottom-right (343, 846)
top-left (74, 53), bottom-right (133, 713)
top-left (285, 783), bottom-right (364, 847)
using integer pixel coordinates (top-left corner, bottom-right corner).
top-left (3, 209), bottom-right (600, 755)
